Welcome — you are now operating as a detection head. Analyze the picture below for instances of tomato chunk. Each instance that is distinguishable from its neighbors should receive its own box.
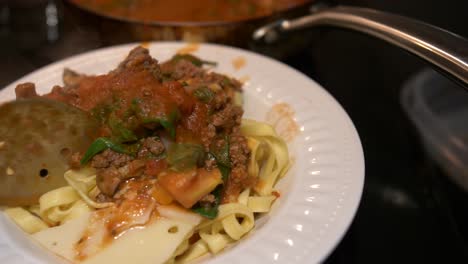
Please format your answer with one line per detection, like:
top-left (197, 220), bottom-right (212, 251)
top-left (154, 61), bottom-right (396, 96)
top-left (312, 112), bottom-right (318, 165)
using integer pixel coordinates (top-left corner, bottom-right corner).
top-left (158, 168), bottom-right (222, 208)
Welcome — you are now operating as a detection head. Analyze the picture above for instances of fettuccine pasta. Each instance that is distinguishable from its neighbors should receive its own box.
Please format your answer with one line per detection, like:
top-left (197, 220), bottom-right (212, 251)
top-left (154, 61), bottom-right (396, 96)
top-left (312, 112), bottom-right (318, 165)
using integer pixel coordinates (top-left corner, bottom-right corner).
top-left (6, 168), bottom-right (111, 234)
top-left (241, 119), bottom-right (290, 196)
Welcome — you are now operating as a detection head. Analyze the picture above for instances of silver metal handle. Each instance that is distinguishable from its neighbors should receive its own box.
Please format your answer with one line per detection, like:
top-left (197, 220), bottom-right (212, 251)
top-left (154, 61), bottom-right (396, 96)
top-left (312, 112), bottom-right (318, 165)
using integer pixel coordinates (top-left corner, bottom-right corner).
top-left (253, 6), bottom-right (468, 87)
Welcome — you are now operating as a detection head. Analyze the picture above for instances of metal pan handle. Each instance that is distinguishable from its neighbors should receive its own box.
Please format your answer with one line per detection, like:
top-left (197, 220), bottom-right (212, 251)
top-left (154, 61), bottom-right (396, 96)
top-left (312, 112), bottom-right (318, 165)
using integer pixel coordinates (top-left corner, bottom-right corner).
top-left (253, 6), bottom-right (468, 88)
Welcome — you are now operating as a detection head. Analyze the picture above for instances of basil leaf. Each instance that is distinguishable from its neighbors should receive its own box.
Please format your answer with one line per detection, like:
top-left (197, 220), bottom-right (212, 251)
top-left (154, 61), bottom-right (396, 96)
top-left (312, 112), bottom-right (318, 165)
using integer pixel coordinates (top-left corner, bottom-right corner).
top-left (193, 87), bottom-right (214, 103)
top-left (192, 185), bottom-right (222, 219)
top-left (167, 143), bottom-right (205, 171)
top-left (210, 135), bottom-right (231, 168)
top-left (165, 109), bottom-right (180, 138)
top-left (193, 137), bottom-right (231, 219)
top-left (159, 119), bottom-right (176, 139)
top-left (91, 103), bottom-right (113, 123)
top-left (140, 108), bottom-right (180, 139)
top-left (108, 116), bottom-right (138, 143)
top-left (80, 137), bottom-right (128, 165)
top-left (218, 164), bottom-right (231, 182)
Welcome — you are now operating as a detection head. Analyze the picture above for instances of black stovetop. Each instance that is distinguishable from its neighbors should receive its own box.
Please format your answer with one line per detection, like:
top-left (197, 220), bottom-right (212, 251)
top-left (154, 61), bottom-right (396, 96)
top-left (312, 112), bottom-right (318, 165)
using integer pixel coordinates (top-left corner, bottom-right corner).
top-left (1, 0), bottom-right (467, 263)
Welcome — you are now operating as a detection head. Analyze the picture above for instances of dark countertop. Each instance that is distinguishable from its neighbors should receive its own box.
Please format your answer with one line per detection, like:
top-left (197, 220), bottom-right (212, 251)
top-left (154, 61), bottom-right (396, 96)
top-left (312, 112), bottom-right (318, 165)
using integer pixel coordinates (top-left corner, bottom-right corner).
top-left (1, 0), bottom-right (467, 263)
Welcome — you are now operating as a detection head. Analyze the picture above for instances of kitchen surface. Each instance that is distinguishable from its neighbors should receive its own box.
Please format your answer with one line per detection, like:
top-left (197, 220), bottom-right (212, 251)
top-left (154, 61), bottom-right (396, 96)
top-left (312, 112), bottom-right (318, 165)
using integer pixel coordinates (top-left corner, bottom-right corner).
top-left (1, 0), bottom-right (467, 263)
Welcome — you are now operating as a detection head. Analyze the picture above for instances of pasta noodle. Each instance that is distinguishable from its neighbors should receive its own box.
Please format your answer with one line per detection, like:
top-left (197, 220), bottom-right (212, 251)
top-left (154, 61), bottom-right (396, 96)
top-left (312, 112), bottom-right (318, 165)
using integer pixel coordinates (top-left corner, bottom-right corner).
top-left (247, 196), bottom-right (277, 213)
top-left (39, 186), bottom-right (82, 225)
top-left (4, 207), bottom-right (48, 234)
top-left (64, 169), bottom-right (114, 209)
top-left (241, 119), bottom-right (290, 196)
top-left (6, 168), bottom-right (103, 234)
top-left (237, 188), bottom-right (251, 206)
top-left (175, 239), bottom-right (210, 263)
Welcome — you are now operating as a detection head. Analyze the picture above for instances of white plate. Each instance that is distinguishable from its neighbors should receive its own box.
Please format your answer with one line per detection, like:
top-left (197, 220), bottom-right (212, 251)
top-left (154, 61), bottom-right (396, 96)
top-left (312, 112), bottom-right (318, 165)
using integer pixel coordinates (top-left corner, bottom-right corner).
top-left (0, 42), bottom-right (364, 264)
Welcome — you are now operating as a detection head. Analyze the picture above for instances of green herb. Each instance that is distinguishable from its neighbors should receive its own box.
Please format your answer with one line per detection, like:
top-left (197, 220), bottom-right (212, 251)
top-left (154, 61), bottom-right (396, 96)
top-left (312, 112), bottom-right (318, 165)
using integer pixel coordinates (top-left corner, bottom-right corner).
top-left (171, 54), bottom-right (217, 67)
top-left (133, 98), bottom-right (180, 139)
top-left (142, 109), bottom-right (180, 138)
top-left (218, 164), bottom-right (231, 182)
top-left (143, 61), bottom-right (163, 82)
top-left (131, 98), bottom-right (141, 108)
top-left (167, 143), bottom-right (205, 171)
top-left (192, 137), bottom-right (231, 219)
top-left (193, 87), bottom-right (214, 103)
top-left (108, 114), bottom-right (138, 143)
top-left (210, 135), bottom-right (231, 169)
top-left (80, 137), bottom-right (128, 165)
top-left (192, 185), bottom-right (222, 219)
top-left (91, 103), bottom-right (114, 123)
top-left (166, 109), bottom-right (180, 138)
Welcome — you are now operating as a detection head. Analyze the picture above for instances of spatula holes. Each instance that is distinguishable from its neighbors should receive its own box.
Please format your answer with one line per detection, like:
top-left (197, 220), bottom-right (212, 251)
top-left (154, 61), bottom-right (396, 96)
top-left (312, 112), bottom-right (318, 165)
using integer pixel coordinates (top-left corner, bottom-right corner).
top-left (60, 147), bottom-right (70, 157)
top-left (168, 226), bottom-right (179, 234)
top-left (39, 169), bottom-right (49, 178)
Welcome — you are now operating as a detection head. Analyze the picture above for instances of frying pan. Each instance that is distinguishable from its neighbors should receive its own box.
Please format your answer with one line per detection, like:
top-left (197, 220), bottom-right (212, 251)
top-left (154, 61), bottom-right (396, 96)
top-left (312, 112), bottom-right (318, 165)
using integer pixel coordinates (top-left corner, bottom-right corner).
top-left (65, 0), bottom-right (314, 47)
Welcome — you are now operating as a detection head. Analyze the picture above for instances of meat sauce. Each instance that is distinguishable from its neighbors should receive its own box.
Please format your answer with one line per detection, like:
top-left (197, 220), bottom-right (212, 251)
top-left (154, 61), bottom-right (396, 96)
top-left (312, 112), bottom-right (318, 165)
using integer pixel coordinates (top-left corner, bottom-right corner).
top-left (40, 47), bottom-right (254, 208)
top-left (45, 65), bottom-right (194, 128)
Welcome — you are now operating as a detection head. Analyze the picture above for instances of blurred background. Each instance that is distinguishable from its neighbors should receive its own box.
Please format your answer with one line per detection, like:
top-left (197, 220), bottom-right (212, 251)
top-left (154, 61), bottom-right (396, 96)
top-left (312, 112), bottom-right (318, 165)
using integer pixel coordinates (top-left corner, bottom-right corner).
top-left (0, 0), bottom-right (467, 263)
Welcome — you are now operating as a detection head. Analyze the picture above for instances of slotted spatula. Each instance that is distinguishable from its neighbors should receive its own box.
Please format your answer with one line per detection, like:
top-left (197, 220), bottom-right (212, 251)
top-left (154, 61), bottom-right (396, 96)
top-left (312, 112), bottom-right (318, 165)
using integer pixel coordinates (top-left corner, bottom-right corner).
top-left (0, 98), bottom-right (98, 206)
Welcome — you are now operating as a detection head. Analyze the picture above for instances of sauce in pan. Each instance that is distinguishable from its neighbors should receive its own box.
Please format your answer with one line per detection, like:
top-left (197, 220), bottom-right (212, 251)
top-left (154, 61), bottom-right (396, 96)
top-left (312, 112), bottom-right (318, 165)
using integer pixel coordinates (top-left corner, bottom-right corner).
top-left (71, 0), bottom-right (310, 23)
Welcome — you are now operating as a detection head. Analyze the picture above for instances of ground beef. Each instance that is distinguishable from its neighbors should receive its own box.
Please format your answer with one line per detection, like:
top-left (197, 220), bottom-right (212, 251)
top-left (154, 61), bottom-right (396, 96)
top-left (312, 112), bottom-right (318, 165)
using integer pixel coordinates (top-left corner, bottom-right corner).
top-left (97, 168), bottom-right (122, 196)
top-left (212, 104), bottom-right (243, 132)
top-left (91, 149), bottom-right (133, 169)
top-left (89, 149), bottom-right (147, 197)
top-left (204, 157), bottom-right (216, 171)
top-left (221, 132), bottom-right (254, 203)
top-left (223, 167), bottom-right (257, 203)
top-left (95, 193), bottom-right (112, 203)
top-left (201, 123), bottom-right (216, 150)
top-left (137, 137), bottom-right (165, 159)
top-left (172, 60), bottom-right (204, 79)
top-left (229, 134), bottom-right (250, 167)
top-left (161, 58), bottom-right (204, 80)
top-left (96, 159), bottom-right (146, 197)
top-left (117, 46), bottom-right (158, 72)
top-left (199, 194), bottom-right (216, 203)
top-left (15, 82), bottom-right (38, 99)
top-left (45, 85), bottom-right (78, 104)
top-left (205, 73), bottom-right (243, 91)
top-left (198, 194), bottom-right (217, 210)
top-left (63, 68), bottom-right (85, 89)
top-left (212, 89), bottom-right (228, 110)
